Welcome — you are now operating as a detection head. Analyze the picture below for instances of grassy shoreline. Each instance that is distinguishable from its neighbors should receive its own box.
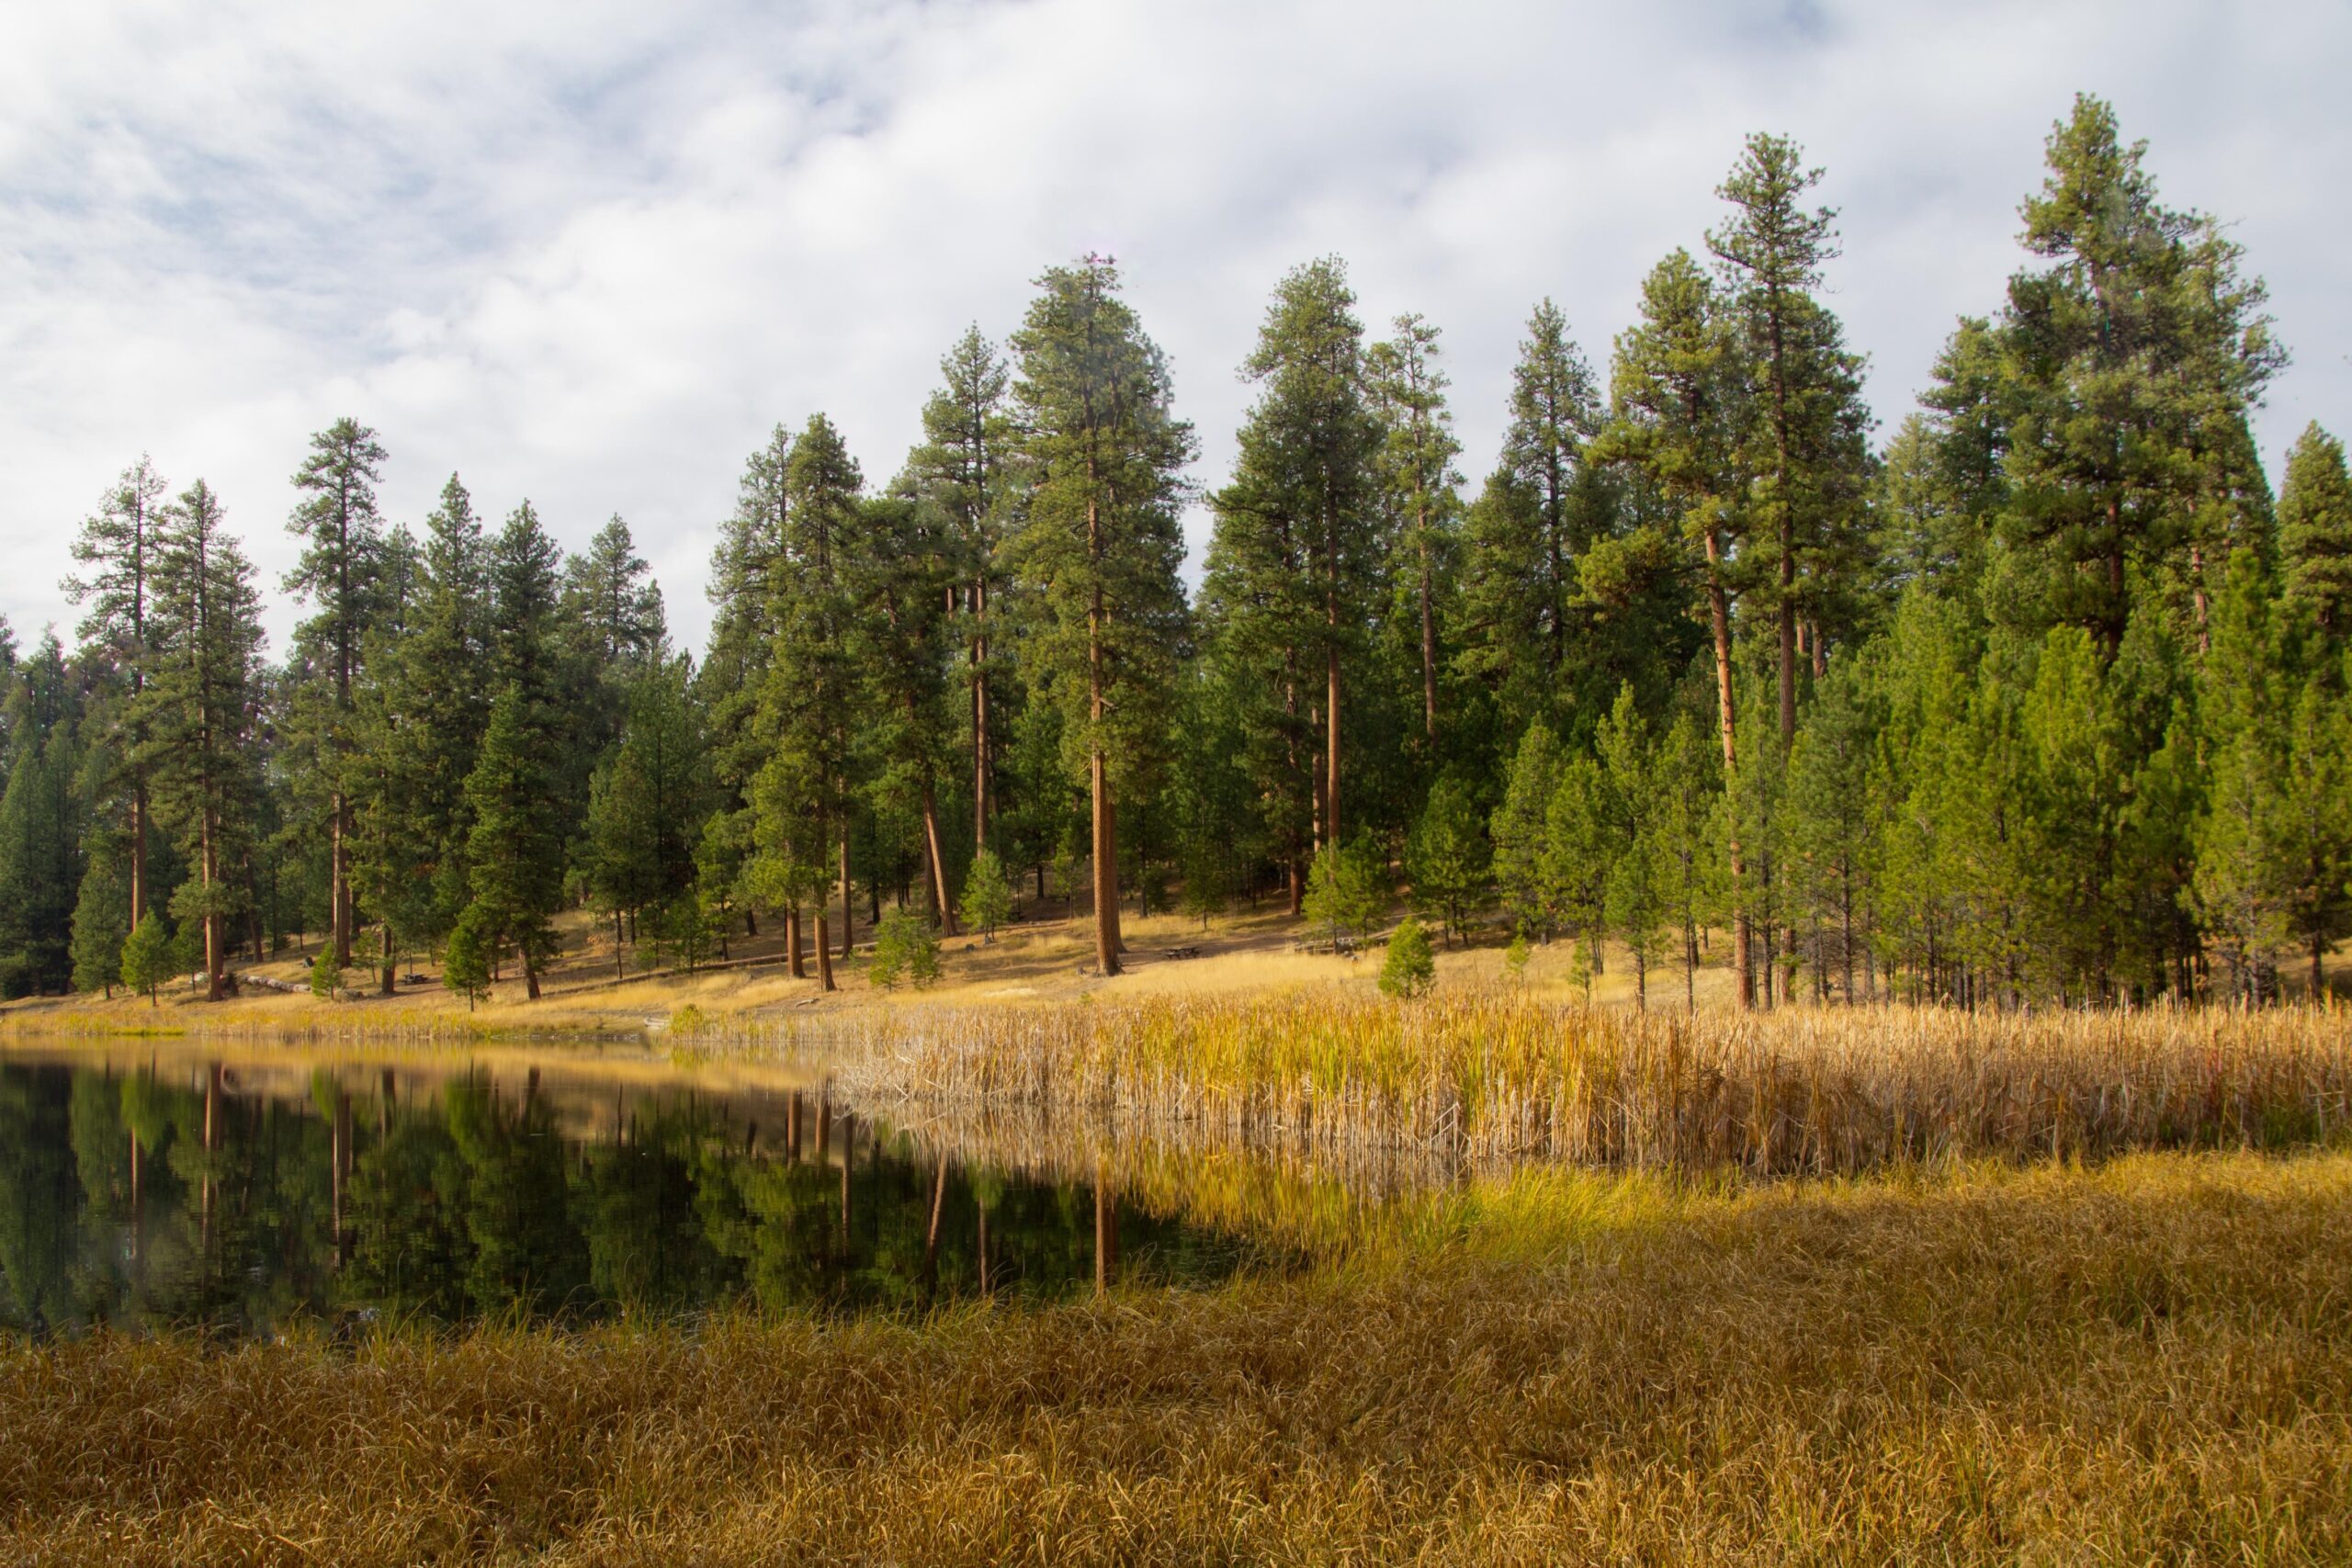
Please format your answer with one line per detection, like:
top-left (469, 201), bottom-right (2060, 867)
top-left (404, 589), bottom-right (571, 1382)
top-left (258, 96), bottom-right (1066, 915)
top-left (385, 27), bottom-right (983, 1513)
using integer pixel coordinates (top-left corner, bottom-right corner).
top-left (5, 1149), bottom-right (2348, 1563)
top-left (8, 993), bottom-right (2352, 1561)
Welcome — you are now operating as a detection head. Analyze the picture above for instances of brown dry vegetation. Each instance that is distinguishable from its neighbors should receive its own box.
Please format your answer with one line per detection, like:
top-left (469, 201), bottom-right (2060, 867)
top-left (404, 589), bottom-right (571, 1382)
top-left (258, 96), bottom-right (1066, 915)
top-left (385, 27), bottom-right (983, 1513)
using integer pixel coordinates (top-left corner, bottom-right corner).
top-left (9, 968), bottom-right (2352, 1561)
top-left (5, 1151), bottom-right (2349, 1564)
top-left (802, 991), bottom-right (2352, 1177)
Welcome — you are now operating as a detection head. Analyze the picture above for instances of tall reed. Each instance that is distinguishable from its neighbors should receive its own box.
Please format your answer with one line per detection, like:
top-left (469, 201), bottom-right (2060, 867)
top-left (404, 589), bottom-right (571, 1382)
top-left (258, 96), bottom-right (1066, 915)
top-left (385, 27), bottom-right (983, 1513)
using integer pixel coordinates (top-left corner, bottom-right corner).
top-left (814, 989), bottom-right (2352, 1176)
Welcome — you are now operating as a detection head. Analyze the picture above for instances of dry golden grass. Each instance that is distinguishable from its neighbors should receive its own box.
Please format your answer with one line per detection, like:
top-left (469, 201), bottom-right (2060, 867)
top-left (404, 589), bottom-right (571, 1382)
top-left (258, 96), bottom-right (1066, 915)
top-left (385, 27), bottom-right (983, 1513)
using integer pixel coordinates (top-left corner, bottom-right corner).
top-left (5, 1149), bottom-right (2349, 1564)
top-left (800, 990), bottom-right (2352, 1177)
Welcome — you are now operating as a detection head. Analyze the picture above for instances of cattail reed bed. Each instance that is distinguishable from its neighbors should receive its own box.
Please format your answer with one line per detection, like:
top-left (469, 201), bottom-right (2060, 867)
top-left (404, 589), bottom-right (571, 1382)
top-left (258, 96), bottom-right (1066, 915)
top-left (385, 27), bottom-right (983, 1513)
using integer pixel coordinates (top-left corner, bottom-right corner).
top-left (812, 991), bottom-right (2352, 1176)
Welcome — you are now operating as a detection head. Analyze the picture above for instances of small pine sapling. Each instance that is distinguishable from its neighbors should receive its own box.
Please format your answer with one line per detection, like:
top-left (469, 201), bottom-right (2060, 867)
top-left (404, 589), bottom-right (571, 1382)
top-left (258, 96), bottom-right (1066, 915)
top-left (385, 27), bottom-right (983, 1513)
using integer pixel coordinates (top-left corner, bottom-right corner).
top-left (1379, 916), bottom-right (1436, 998)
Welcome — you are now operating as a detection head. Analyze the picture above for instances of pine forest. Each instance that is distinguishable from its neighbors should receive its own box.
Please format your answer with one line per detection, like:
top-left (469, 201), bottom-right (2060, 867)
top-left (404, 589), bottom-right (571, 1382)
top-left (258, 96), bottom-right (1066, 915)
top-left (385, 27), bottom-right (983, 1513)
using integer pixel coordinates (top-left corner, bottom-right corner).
top-left (6, 96), bottom-right (2348, 1014)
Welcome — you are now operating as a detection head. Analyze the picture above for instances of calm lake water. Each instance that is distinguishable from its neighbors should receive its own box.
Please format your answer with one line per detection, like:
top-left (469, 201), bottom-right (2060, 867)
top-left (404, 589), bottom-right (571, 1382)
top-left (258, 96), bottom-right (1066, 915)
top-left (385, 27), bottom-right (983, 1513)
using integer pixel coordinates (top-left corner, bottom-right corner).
top-left (0, 1039), bottom-right (1272, 1338)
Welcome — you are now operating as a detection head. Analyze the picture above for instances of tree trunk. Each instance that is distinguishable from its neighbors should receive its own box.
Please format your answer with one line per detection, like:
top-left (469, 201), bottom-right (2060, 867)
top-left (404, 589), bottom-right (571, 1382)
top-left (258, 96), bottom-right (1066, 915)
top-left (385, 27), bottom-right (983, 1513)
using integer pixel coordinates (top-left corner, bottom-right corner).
top-left (1703, 532), bottom-right (1753, 1010)
top-left (921, 779), bottom-right (958, 935)
top-left (1418, 522), bottom-right (1438, 742)
top-left (787, 905), bottom-right (805, 979)
top-left (1087, 473), bottom-right (1122, 974)
top-left (379, 920), bottom-right (396, 996)
top-left (839, 821), bottom-right (853, 961)
top-left (129, 787), bottom-right (148, 933)
top-left (2190, 543), bottom-right (2211, 656)
top-left (815, 908), bottom-right (835, 992)
top-left (1778, 543), bottom-right (1796, 745)
top-left (1325, 503), bottom-right (1342, 852)
top-left (973, 579), bottom-right (990, 851)
top-left (200, 814), bottom-right (223, 1003)
top-left (1091, 748), bottom-right (1120, 976)
top-left (331, 793), bottom-right (352, 968)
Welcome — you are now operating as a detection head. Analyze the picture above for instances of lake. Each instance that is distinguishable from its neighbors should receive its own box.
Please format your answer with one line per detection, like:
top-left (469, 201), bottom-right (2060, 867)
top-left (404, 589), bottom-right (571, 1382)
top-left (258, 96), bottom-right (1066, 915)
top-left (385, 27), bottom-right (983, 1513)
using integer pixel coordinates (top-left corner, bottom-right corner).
top-left (0, 1037), bottom-right (1284, 1338)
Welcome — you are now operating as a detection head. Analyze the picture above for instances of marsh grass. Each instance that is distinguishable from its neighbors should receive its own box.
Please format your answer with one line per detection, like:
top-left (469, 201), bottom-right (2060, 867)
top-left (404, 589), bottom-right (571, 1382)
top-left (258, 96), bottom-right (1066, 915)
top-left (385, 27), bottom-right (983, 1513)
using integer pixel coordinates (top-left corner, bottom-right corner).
top-left (806, 990), bottom-right (2352, 1176)
top-left (6, 1149), bottom-right (2349, 1564)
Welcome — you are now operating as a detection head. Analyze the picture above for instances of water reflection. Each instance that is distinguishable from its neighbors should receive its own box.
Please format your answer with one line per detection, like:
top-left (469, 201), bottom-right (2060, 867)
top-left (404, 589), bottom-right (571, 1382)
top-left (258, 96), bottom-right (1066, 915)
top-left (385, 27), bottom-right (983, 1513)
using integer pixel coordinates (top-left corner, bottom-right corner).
top-left (0, 1052), bottom-right (1261, 1338)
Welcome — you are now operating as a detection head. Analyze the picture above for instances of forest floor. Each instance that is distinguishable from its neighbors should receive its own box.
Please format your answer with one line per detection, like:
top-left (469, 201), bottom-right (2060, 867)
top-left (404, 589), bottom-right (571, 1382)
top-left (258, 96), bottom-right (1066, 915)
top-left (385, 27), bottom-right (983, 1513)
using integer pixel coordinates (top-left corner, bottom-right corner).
top-left (0, 897), bottom-right (1782, 1037)
top-left (16, 895), bottom-right (2347, 1040)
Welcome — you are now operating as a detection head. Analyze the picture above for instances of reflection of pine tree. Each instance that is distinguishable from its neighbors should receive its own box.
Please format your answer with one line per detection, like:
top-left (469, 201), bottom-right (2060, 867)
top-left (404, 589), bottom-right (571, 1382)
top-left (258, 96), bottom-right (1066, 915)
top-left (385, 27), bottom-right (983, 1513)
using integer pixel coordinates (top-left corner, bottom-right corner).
top-left (446, 1079), bottom-right (586, 1318)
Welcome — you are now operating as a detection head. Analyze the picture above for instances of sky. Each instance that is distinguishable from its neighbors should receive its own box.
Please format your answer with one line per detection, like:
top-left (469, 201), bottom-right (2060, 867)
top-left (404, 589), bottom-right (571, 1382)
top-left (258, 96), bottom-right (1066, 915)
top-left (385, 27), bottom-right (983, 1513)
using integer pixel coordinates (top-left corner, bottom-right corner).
top-left (3, 0), bottom-right (2345, 658)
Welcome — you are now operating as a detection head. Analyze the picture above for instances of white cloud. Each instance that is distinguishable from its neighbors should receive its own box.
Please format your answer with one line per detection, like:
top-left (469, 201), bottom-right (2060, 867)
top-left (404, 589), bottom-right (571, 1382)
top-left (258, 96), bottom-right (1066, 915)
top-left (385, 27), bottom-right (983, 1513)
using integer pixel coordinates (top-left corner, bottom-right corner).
top-left (2, 0), bottom-right (2345, 656)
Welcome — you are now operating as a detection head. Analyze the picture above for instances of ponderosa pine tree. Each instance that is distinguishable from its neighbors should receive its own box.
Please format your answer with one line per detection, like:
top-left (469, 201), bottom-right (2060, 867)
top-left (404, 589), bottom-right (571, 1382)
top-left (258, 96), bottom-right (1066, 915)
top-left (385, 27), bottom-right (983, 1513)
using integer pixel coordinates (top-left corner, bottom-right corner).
top-left (563, 514), bottom-right (667, 783)
top-left (68, 844), bottom-right (129, 998)
top-left (2278, 423), bottom-right (2352, 639)
top-left (1458, 301), bottom-right (1611, 740)
top-left (958, 845), bottom-right (1012, 942)
top-left (1708, 132), bottom-right (1873, 738)
top-left (1601, 250), bottom-right (1755, 1004)
top-left (2192, 555), bottom-right (2301, 998)
top-left (0, 635), bottom-right (86, 996)
top-left (903, 329), bottom-right (1014, 852)
top-left (1251, 258), bottom-right (1379, 851)
top-left (119, 909), bottom-right (172, 1006)
top-left (1406, 774), bottom-right (1487, 947)
top-left (570, 515), bottom-right (666, 671)
top-left (1205, 259), bottom-right (1380, 908)
top-left (63, 456), bottom-right (167, 932)
top-left (854, 492), bottom-right (960, 931)
top-left (1995, 95), bottom-right (2280, 660)
top-left (1649, 704), bottom-right (1722, 1010)
top-left (462, 683), bottom-right (563, 998)
top-left (1879, 318), bottom-right (2012, 614)
top-left (1366, 314), bottom-right (1464, 749)
top-left (1007, 256), bottom-right (1193, 977)
top-left (699, 426), bottom-right (791, 959)
top-left (142, 480), bottom-right (266, 1002)
top-left (1489, 721), bottom-right (1561, 938)
top-left (1542, 750), bottom-right (1612, 976)
top-left (404, 475), bottom-right (495, 932)
top-left (1782, 659), bottom-right (1880, 1000)
top-left (457, 502), bottom-right (571, 999)
top-left (284, 417), bottom-right (388, 968)
top-left (584, 657), bottom-right (704, 966)
top-left (751, 413), bottom-right (864, 989)
top-left (1594, 684), bottom-right (1668, 1008)
top-left (344, 527), bottom-right (438, 995)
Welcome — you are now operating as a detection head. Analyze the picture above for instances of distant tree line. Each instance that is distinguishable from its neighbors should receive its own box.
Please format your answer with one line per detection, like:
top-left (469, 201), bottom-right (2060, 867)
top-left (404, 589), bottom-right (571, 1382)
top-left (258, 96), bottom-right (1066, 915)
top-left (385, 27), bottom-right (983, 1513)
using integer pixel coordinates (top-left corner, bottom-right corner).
top-left (3, 94), bottom-right (2346, 1009)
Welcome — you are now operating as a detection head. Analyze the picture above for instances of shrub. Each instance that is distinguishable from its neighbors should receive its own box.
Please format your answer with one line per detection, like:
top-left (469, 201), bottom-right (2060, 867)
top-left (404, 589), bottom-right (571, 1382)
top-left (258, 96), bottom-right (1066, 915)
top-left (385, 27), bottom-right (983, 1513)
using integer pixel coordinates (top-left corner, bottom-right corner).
top-left (1503, 931), bottom-right (1532, 987)
top-left (870, 908), bottom-right (941, 990)
top-left (1408, 777), bottom-right (1490, 946)
top-left (442, 908), bottom-right (492, 1010)
top-left (1304, 840), bottom-right (1386, 953)
top-left (960, 849), bottom-right (1013, 942)
top-left (1379, 917), bottom-right (1437, 999)
top-left (308, 949), bottom-right (344, 1001)
top-left (119, 913), bottom-right (175, 1008)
